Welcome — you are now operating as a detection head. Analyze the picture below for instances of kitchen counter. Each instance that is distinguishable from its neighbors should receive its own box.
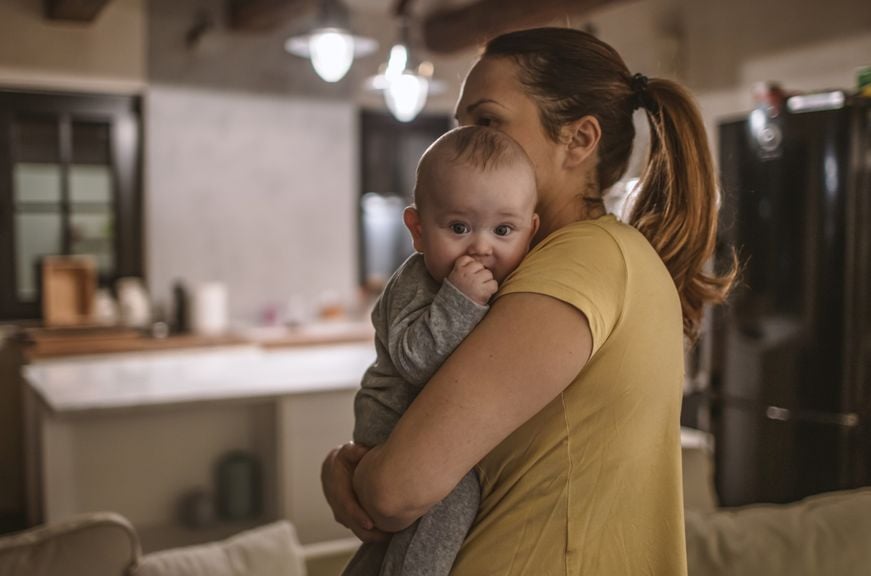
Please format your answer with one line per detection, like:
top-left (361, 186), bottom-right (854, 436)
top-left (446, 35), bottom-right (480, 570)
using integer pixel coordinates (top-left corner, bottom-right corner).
top-left (25, 341), bottom-right (375, 413)
top-left (23, 336), bottom-right (373, 548)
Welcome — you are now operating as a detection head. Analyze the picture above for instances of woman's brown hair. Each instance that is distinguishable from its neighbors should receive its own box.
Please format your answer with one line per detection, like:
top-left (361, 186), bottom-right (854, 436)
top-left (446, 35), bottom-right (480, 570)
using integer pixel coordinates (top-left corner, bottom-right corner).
top-left (485, 27), bottom-right (737, 341)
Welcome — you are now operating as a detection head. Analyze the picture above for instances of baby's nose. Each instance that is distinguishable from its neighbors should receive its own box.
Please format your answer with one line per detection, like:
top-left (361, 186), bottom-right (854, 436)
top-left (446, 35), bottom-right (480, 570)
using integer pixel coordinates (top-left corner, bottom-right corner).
top-left (468, 235), bottom-right (493, 256)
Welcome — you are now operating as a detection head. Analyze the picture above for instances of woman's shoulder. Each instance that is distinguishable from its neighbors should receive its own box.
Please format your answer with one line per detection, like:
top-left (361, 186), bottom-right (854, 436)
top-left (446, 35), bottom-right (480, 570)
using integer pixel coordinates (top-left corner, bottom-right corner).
top-left (529, 214), bottom-right (664, 272)
top-left (516, 214), bottom-right (630, 273)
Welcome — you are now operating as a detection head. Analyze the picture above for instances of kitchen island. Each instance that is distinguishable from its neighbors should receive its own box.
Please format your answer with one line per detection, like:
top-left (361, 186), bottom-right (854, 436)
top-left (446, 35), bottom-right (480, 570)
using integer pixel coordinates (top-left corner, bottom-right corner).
top-left (22, 326), bottom-right (374, 553)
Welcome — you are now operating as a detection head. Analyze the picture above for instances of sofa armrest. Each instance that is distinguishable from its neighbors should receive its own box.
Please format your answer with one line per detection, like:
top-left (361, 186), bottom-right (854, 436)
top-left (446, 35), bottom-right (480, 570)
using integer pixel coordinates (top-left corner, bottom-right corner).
top-left (0, 511), bottom-right (140, 576)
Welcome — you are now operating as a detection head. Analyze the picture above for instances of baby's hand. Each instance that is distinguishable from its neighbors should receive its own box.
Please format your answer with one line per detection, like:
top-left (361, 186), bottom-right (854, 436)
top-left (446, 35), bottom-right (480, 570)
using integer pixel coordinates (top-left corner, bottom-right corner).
top-left (447, 255), bottom-right (498, 306)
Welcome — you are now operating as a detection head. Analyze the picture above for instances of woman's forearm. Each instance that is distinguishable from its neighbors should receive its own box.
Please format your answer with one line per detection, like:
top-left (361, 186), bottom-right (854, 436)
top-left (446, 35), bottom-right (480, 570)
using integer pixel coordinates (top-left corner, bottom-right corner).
top-left (353, 445), bottom-right (430, 531)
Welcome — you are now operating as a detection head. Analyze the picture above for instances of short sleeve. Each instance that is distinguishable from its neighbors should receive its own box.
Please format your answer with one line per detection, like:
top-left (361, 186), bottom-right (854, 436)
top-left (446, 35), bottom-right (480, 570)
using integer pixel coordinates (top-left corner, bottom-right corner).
top-left (497, 221), bottom-right (627, 357)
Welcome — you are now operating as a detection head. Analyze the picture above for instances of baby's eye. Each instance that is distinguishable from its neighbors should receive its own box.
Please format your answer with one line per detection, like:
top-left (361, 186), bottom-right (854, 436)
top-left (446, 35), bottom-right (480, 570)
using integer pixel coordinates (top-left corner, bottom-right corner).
top-left (494, 225), bottom-right (513, 237)
top-left (450, 223), bottom-right (470, 234)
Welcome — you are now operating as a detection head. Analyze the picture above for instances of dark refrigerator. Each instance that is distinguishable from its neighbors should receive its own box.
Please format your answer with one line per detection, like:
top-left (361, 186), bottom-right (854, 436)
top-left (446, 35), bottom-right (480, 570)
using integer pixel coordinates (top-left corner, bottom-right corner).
top-left (711, 93), bottom-right (871, 507)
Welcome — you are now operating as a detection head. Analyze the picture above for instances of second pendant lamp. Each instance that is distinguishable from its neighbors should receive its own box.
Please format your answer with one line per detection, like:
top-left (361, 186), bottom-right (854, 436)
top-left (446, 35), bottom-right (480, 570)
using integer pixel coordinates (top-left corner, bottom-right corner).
top-left (369, 18), bottom-right (441, 122)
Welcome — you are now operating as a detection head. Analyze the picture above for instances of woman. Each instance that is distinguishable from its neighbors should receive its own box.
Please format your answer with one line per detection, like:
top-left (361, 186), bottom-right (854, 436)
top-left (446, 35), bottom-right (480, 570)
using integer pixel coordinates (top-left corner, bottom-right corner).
top-left (323, 27), bottom-right (736, 575)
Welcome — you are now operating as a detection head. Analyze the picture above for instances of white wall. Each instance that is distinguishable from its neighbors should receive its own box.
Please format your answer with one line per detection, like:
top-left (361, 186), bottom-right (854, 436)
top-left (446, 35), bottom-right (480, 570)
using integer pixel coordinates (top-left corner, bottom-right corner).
top-left (583, 0), bottom-right (871, 158)
top-left (680, 0), bottom-right (871, 151)
top-left (145, 86), bottom-right (358, 325)
top-left (693, 32), bottom-right (871, 150)
top-left (0, 0), bottom-right (145, 92)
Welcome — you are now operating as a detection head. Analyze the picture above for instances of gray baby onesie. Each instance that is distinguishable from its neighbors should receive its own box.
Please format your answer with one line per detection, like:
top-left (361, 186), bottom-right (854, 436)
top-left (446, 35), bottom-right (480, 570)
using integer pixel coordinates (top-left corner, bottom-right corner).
top-left (343, 253), bottom-right (487, 576)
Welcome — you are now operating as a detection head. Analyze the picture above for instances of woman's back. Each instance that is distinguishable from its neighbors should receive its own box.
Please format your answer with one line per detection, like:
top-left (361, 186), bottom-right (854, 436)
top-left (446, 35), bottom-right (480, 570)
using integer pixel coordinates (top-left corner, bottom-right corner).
top-left (452, 215), bottom-right (687, 575)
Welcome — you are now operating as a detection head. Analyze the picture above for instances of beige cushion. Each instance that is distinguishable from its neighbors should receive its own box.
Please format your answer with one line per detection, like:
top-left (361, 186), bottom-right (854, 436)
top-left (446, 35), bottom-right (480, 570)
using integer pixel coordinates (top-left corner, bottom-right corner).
top-left (0, 511), bottom-right (139, 576)
top-left (681, 427), bottom-right (719, 512)
top-left (686, 488), bottom-right (871, 576)
top-left (131, 521), bottom-right (306, 576)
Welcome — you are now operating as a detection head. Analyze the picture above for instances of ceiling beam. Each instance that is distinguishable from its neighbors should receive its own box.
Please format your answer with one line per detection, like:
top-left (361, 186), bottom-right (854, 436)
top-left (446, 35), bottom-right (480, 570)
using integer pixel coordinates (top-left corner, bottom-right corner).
top-left (422, 0), bottom-right (625, 54)
top-left (227, 0), bottom-right (316, 32)
top-left (45, 0), bottom-right (112, 22)
top-left (393, 0), bottom-right (415, 18)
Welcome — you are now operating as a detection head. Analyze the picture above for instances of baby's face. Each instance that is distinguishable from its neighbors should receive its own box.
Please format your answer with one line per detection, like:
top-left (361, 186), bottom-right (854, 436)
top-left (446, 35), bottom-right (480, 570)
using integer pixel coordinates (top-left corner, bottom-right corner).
top-left (410, 162), bottom-right (538, 284)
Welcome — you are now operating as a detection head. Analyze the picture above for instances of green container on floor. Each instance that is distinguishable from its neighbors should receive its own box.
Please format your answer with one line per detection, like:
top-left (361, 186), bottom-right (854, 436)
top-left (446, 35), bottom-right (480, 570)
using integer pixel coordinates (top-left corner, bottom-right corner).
top-left (216, 451), bottom-right (262, 521)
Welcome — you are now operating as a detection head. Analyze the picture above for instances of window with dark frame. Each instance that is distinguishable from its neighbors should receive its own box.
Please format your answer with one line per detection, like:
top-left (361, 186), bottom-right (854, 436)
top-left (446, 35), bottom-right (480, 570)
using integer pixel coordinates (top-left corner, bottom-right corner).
top-left (0, 90), bottom-right (143, 321)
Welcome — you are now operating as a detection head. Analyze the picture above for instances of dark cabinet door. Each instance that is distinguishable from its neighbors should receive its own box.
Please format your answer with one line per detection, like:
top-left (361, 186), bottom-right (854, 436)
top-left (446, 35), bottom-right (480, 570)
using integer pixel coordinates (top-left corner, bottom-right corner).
top-left (0, 90), bottom-right (142, 320)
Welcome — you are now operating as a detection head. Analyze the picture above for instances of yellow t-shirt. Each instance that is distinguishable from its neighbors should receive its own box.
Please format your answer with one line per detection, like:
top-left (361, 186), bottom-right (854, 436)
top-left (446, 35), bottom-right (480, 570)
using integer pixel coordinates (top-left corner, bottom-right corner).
top-left (451, 215), bottom-right (687, 576)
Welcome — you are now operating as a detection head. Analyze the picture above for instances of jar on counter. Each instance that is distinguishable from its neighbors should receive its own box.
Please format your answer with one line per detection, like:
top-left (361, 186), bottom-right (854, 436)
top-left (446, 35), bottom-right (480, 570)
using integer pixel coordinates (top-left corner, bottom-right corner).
top-left (116, 277), bottom-right (151, 328)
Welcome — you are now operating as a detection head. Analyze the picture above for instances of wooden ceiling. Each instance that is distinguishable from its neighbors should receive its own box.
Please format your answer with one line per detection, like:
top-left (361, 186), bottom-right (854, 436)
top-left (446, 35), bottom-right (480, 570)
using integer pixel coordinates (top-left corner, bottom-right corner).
top-left (46, 0), bottom-right (624, 54)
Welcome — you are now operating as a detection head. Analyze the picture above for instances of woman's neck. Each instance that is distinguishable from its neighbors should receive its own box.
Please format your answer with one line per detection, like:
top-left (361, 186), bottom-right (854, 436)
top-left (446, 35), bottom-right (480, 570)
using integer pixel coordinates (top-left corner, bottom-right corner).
top-left (533, 191), bottom-right (606, 245)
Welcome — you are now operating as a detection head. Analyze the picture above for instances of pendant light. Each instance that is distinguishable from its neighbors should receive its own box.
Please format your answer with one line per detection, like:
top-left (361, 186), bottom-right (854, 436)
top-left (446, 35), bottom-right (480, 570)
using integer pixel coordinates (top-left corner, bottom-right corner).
top-left (284, 0), bottom-right (377, 83)
top-left (365, 18), bottom-right (441, 122)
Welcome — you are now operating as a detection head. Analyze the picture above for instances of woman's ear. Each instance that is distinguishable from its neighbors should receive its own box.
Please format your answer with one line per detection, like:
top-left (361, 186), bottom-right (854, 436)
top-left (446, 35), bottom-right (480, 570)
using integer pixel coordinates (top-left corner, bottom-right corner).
top-left (403, 206), bottom-right (425, 253)
top-left (560, 116), bottom-right (601, 169)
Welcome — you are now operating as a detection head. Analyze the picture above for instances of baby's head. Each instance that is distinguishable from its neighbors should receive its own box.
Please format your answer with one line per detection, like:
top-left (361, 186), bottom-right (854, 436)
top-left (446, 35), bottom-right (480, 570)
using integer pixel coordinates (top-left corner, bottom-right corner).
top-left (403, 126), bottom-right (539, 284)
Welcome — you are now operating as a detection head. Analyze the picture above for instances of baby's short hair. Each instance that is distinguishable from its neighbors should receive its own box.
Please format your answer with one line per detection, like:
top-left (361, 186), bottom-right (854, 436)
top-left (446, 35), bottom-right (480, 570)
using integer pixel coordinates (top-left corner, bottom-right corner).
top-left (414, 126), bottom-right (535, 209)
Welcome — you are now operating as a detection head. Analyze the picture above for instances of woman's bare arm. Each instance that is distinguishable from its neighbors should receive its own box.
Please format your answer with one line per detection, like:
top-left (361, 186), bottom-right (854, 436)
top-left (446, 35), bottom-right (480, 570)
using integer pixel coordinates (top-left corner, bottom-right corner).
top-left (352, 291), bottom-right (593, 531)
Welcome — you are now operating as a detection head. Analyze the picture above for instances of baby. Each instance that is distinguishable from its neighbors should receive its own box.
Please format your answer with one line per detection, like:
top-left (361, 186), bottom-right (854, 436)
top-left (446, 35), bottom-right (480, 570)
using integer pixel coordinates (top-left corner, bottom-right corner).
top-left (344, 125), bottom-right (539, 576)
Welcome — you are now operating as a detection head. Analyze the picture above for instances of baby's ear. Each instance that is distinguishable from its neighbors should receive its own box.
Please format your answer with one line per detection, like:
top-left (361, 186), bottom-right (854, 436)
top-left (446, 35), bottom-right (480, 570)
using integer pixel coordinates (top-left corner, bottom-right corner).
top-left (530, 213), bottom-right (541, 239)
top-left (403, 206), bottom-right (425, 252)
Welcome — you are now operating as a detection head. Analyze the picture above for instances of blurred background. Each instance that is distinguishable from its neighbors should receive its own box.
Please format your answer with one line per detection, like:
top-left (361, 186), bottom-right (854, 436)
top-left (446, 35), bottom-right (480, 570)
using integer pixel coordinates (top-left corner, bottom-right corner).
top-left (0, 0), bottom-right (869, 574)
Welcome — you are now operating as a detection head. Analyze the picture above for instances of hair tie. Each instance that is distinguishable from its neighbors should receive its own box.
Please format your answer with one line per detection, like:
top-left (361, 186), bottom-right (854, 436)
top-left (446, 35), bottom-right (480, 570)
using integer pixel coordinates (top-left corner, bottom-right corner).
top-left (630, 73), bottom-right (653, 111)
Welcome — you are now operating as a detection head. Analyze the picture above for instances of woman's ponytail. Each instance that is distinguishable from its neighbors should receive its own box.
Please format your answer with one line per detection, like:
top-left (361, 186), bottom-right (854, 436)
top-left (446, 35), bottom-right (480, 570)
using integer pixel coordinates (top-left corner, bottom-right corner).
top-left (630, 79), bottom-right (738, 341)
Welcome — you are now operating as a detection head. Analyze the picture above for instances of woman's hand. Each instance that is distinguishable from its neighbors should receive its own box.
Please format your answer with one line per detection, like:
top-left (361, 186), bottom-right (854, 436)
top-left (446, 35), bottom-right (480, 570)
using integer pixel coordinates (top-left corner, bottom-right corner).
top-left (321, 442), bottom-right (389, 543)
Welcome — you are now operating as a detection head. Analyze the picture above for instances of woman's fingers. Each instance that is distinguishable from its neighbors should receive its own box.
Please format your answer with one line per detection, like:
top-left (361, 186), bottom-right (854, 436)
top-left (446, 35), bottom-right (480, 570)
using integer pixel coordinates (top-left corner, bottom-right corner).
top-left (334, 443), bottom-right (375, 531)
top-left (321, 443), bottom-right (389, 543)
top-left (338, 441), bottom-right (370, 466)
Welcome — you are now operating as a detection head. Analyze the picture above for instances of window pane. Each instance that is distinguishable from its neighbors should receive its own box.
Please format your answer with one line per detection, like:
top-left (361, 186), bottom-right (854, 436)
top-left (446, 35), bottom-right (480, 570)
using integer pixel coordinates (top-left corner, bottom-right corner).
top-left (13, 115), bottom-right (60, 163)
top-left (70, 211), bottom-right (114, 275)
top-left (15, 213), bottom-right (63, 301)
top-left (72, 121), bottom-right (111, 165)
top-left (14, 163), bottom-right (62, 204)
top-left (70, 165), bottom-right (112, 203)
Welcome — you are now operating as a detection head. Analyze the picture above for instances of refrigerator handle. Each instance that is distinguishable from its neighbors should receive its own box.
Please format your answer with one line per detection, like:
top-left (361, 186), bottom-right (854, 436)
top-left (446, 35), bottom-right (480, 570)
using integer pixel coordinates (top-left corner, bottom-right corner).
top-left (765, 404), bottom-right (860, 428)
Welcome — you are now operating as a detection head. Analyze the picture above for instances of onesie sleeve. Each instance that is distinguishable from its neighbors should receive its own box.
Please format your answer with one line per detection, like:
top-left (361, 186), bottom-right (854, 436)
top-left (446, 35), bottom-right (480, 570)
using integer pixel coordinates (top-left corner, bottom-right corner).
top-left (497, 221), bottom-right (627, 358)
top-left (385, 259), bottom-right (489, 388)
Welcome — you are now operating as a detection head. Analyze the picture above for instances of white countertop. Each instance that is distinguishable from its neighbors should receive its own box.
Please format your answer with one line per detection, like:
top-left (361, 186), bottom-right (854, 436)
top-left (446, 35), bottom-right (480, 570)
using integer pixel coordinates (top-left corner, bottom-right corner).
top-left (25, 342), bottom-right (375, 413)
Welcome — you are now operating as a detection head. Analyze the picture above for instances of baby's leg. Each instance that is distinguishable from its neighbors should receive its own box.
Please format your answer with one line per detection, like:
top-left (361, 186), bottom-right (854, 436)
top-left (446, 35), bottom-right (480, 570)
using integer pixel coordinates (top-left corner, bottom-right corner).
top-left (380, 470), bottom-right (479, 576)
top-left (342, 540), bottom-right (389, 576)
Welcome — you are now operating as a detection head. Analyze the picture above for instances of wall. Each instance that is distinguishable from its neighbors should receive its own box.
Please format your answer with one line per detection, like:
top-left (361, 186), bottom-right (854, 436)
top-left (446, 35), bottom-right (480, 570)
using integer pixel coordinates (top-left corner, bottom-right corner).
top-left (580, 0), bottom-right (871, 161)
top-left (682, 0), bottom-right (871, 93)
top-left (0, 0), bottom-right (145, 92)
top-left (145, 86), bottom-right (358, 324)
top-left (681, 0), bottom-right (871, 150)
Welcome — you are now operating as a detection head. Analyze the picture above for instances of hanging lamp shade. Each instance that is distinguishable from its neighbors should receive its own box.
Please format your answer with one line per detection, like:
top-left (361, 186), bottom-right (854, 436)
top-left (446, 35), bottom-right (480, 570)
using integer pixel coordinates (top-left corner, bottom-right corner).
top-left (364, 19), bottom-right (443, 122)
top-left (284, 0), bottom-right (377, 83)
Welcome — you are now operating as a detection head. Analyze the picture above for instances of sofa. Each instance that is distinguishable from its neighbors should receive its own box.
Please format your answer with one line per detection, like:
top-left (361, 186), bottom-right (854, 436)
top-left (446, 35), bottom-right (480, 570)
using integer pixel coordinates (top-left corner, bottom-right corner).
top-left (0, 513), bottom-right (311, 576)
top-left (2, 430), bottom-right (870, 576)
top-left (680, 427), bottom-right (871, 576)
